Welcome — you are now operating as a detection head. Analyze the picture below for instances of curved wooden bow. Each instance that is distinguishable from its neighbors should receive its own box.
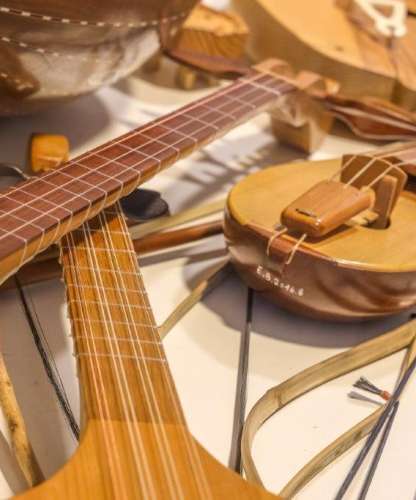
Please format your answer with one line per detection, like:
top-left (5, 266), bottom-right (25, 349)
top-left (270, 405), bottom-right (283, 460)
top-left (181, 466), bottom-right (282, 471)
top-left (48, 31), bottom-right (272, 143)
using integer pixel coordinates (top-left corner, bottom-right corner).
top-left (241, 318), bottom-right (416, 498)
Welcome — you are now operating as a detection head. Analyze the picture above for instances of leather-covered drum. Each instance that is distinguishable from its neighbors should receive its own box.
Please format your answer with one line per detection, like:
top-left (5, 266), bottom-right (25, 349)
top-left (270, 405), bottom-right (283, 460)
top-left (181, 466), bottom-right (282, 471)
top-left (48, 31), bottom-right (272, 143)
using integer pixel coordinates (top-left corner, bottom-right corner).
top-left (0, 0), bottom-right (196, 115)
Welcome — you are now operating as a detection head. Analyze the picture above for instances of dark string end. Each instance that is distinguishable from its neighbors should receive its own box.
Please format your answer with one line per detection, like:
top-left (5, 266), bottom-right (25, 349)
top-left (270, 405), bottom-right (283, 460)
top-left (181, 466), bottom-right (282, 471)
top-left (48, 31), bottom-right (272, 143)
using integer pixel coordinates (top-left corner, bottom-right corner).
top-left (335, 356), bottom-right (416, 499)
top-left (14, 276), bottom-right (80, 441)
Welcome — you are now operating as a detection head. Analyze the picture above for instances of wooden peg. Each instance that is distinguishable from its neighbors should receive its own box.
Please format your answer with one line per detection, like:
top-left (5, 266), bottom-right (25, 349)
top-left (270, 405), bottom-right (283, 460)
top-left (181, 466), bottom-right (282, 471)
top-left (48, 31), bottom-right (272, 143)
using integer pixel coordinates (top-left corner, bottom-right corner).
top-left (270, 95), bottom-right (334, 153)
top-left (281, 180), bottom-right (375, 237)
top-left (176, 66), bottom-right (198, 90)
top-left (29, 134), bottom-right (69, 173)
top-left (372, 174), bottom-right (397, 228)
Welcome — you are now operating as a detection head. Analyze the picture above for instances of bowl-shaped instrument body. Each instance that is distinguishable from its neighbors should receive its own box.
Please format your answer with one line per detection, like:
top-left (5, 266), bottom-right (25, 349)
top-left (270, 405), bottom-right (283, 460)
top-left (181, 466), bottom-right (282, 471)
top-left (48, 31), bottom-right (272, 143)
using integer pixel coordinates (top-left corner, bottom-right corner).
top-left (224, 159), bottom-right (416, 321)
top-left (0, 0), bottom-right (196, 115)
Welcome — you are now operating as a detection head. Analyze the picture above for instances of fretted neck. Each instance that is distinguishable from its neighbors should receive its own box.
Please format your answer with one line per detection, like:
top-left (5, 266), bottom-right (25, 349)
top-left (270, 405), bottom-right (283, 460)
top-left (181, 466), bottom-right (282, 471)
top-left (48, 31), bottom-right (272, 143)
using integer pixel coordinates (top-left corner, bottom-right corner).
top-left (61, 204), bottom-right (183, 425)
top-left (60, 204), bottom-right (216, 498)
top-left (0, 68), bottom-right (295, 284)
top-left (57, 210), bottom-right (279, 499)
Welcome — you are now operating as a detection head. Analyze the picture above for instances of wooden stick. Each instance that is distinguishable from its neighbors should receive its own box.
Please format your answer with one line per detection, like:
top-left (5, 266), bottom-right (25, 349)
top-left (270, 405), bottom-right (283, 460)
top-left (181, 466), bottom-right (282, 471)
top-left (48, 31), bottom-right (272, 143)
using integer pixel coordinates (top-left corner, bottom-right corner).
top-left (133, 220), bottom-right (223, 255)
top-left (0, 350), bottom-right (43, 487)
top-left (158, 259), bottom-right (231, 339)
top-left (33, 198), bottom-right (226, 264)
top-left (240, 319), bottom-right (416, 494)
top-left (229, 287), bottom-right (254, 473)
top-left (279, 321), bottom-right (416, 499)
top-left (129, 198), bottom-right (225, 240)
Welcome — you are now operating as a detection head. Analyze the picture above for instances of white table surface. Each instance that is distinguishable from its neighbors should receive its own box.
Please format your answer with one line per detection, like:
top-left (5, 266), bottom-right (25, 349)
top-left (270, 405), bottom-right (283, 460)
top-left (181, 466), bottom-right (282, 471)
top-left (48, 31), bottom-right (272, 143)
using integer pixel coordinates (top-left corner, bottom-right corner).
top-left (0, 14), bottom-right (415, 500)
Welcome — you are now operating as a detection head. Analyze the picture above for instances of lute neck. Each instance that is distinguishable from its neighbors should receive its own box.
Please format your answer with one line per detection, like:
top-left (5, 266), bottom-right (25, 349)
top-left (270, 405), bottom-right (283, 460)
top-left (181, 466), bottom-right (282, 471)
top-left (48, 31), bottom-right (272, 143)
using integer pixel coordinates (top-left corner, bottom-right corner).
top-left (61, 204), bottom-right (183, 424)
top-left (60, 204), bottom-right (213, 498)
top-left (55, 209), bottom-right (278, 499)
top-left (0, 66), bottom-right (295, 284)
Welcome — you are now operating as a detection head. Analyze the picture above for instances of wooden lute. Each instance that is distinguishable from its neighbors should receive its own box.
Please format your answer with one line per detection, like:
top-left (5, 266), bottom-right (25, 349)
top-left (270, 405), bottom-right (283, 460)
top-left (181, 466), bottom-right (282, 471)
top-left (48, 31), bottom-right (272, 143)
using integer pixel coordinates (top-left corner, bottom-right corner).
top-left (1, 59), bottom-right (296, 499)
top-left (13, 203), bottom-right (275, 499)
top-left (2, 59), bottom-right (416, 496)
top-left (233, 0), bottom-right (416, 109)
top-left (224, 142), bottom-right (416, 321)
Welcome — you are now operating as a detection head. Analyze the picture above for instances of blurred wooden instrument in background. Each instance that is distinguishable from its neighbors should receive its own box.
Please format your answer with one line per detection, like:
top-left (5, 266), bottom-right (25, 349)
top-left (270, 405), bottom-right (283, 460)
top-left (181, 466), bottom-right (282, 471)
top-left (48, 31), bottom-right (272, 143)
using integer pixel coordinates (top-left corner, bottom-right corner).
top-left (0, 0), bottom-right (197, 115)
top-left (233, 0), bottom-right (416, 109)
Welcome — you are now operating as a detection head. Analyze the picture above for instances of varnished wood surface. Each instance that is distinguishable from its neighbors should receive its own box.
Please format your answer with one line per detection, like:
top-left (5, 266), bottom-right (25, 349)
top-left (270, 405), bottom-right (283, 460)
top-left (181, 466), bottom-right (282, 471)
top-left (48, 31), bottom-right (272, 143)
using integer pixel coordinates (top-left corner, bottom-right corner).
top-left (228, 159), bottom-right (416, 269)
top-left (408, 0), bottom-right (416, 14)
top-left (0, 0), bottom-right (197, 115)
top-left (0, 67), bottom-right (295, 287)
top-left (15, 204), bottom-right (279, 498)
top-left (174, 4), bottom-right (248, 59)
top-left (224, 153), bottom-right (416, 320)
top-left (233, 0), bottom-right (416, 108)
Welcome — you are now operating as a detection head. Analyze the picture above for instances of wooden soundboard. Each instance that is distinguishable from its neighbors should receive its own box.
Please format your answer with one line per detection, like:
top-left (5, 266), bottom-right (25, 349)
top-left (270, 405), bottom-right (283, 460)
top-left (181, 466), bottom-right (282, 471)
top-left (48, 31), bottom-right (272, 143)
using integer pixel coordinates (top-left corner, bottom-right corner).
top-left (232, 0), bottom-right (416, 108)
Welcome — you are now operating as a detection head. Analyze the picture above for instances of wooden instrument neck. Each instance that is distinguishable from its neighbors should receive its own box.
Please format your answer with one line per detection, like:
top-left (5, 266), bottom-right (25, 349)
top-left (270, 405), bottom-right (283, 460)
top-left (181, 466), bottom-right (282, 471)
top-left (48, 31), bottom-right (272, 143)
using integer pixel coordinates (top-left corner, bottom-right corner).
top-left (0, 67), bottom-right (296, 285)
top-left (56, 204), bottom-right (279, 499)
top-left (61, 204), bottom-right (184, 425)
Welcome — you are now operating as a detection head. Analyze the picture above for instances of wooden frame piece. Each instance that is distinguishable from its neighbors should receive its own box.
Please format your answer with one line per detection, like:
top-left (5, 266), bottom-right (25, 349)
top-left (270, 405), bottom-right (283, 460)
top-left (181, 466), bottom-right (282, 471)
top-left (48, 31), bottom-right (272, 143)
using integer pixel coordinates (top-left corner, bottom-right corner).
top-left (241, 319), bottom-right (416, 497)
top-left (158, 259), bottom-right (231, 338)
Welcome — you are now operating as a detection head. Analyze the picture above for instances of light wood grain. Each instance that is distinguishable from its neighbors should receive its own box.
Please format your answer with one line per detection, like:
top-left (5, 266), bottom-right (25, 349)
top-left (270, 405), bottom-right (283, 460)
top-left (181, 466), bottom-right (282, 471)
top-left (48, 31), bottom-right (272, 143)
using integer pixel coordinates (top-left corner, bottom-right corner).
top-left (15, 205), bottom-right (279, 498)
top-left (228, 158), bottom-right (416, 270)
top-left (0, 352), bottom-right (43, 487)
top-left (232, 0), bottom-right (416, 108)
top-left (224, 147), bottom-right (416, 319)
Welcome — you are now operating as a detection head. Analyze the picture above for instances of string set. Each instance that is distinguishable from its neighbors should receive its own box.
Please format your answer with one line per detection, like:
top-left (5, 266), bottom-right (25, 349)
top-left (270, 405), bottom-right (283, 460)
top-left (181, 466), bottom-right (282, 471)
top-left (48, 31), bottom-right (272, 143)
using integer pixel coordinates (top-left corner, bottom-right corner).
top-left (335, 354), bottom-right (416, 499)
top-left (0, 70), bottom-right (288, 274)
top-left (64, 205), bottom-right (212, 497)
top-left (265, 142), bottom-right (416, 267)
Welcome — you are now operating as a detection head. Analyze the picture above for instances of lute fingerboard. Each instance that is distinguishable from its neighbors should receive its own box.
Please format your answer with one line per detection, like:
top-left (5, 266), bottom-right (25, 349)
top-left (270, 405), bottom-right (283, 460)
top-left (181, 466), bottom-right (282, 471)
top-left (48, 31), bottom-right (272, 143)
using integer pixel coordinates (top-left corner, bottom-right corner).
top-left (0, 66), bottom-right (295, 284)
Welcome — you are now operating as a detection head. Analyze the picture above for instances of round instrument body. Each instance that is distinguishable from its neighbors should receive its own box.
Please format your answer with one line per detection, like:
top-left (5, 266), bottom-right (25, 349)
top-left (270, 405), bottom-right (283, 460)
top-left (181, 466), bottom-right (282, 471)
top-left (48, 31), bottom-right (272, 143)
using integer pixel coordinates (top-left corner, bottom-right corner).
top-left (224, 159), bottom-right (416, 321)
top-left (233, 0), bottom-right (416, 109)
top-left (0, 0), bottom-right (196, 116)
